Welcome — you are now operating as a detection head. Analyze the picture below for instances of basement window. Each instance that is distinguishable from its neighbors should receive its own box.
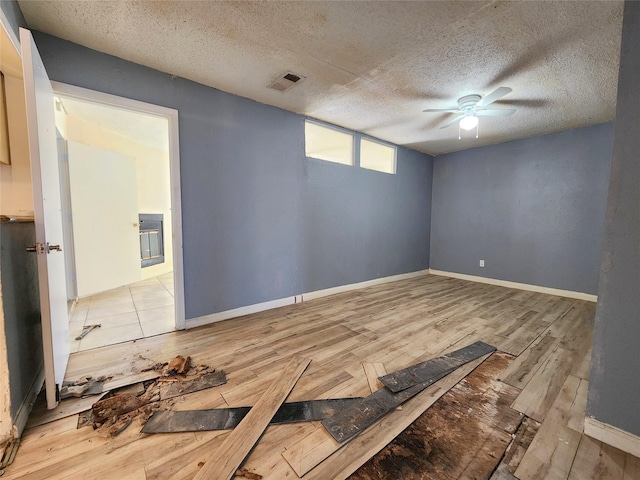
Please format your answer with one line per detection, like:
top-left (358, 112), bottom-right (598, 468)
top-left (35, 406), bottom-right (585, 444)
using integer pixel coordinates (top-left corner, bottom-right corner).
top-left (305, 120), bottom-right (354, 166)
top-left (360, 138), bottom-right (396, 174)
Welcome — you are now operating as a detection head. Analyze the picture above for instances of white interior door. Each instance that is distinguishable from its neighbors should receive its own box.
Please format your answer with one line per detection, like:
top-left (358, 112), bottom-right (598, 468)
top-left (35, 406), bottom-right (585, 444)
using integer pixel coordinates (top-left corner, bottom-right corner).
top-left (67, 141), bottom-right (141, 297)
top-left (20, 28), bottom-right (69, 409)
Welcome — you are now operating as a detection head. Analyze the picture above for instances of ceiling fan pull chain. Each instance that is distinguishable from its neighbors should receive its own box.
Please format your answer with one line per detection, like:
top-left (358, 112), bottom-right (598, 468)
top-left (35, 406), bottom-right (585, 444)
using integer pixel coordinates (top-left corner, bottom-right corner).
top-left (458, 123), bottom-right (461, 140)
top-left (475, 122), bottom-right (479, 139)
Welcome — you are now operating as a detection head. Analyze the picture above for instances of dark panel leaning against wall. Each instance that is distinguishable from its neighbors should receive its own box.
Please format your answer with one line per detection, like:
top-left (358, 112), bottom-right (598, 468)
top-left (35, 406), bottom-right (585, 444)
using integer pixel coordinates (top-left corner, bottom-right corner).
top-left (430, 123), bottom-right (613, 295)
top-left (0, 222), bottom-right (43, 419)
top-left (302, 144), bottom-right (433, 292)
top-left (0, 0), bottom-right (26, 40)
top-left (588, 0), bottom-right (640, 438)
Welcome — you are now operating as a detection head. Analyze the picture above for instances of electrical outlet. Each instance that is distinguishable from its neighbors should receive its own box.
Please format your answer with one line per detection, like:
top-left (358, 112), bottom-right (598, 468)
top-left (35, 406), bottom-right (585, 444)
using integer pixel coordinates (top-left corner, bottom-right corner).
top-left (479, 260), bottom-right (485, 267)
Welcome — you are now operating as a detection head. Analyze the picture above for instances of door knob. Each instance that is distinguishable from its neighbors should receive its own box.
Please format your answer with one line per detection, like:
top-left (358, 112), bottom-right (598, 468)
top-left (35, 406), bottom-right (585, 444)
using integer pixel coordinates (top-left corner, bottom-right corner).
top-left (26, 243), bottom-right (45, 253)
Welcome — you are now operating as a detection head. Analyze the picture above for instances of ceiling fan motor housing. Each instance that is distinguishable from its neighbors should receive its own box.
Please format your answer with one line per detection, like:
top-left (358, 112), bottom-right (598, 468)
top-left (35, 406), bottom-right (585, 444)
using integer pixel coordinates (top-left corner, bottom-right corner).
top-left (458, 94), bottom-right (482, 111)
top-left (422, 87), bottom-right (514, 130)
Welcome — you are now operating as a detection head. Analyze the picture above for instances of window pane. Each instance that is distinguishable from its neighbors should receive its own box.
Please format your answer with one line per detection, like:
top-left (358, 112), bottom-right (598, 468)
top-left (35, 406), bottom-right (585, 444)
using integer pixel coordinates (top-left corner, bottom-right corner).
top-left (148, 231), bottom-right (160, 258)
top-left (360, 138), bottom-right (396, 174)
top-left (140, 232), bottom-right (151, 260)
top-left (305, 121), bottom-right (354, 166)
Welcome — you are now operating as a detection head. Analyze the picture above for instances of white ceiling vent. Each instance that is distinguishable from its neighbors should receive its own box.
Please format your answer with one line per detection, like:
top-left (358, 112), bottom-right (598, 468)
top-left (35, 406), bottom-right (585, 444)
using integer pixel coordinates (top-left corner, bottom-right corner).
top-left (268, 71), bottom-right (305, 92)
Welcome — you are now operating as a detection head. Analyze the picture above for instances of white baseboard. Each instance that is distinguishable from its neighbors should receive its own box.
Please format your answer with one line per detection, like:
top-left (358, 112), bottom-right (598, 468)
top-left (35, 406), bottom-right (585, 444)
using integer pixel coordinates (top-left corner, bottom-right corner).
top-left (186, 295), bottom-right (302, 328)
top-left (12, 366), bottom-right (45, 438)
top-left (186, 269), bottom-right (431, 328)
top-left (584, 417), bottom-right (640, 457)
top-left (301, 269), bottom-right (430, 302)
top-left (428, 269), bottom-right (597, 302)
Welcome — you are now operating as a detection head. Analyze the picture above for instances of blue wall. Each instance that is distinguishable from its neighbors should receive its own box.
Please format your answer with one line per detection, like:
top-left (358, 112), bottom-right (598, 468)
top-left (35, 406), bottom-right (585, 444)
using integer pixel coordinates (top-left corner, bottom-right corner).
top-left (31, 32), bottom-right (433, 319)
top-left (588, 1), bottom-right (640, 437)
top-left (303, 144), bottom-right (433, 292)
top-left (174, 80), bottom-right (304, 318)
top-left (430, 124), bottom-right (613, 295)
top-left (304, 147), bottom-right (432, 292)
top-left (0, 0), bottom-right (26, 40)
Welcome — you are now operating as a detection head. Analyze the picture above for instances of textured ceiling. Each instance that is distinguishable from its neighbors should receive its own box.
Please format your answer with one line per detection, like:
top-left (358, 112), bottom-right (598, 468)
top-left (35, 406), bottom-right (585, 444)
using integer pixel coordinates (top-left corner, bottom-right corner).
top-left (19, 1), bottom-right (624, 155)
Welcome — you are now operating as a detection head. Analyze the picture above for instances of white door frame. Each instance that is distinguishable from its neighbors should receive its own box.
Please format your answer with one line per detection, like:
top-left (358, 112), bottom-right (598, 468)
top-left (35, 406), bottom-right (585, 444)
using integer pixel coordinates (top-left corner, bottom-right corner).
top-left (50, 82), bottom-right (186, 330)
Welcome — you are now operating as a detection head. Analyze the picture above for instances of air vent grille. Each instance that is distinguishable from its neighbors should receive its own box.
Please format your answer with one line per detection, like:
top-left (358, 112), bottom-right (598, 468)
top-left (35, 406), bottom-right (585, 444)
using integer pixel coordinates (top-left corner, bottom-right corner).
top-left (283, 73), bottom-right (301, 82)
top-left (268, 71), bottom-right (305, 92)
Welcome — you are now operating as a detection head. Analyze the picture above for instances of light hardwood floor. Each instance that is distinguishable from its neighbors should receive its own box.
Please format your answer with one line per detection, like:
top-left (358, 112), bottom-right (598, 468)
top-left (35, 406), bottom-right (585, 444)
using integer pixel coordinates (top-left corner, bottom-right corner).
top-left (4, 274), bottom-right (639, 479)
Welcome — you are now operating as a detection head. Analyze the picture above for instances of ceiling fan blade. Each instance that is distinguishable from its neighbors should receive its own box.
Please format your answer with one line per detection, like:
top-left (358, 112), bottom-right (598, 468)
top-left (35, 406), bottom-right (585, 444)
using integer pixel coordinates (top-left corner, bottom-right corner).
top-left (477, 87), bottom-right (512, 107)
top-left (423, 108), bottom-right (459, 113)
top-left (477, 109), bottom-right (516, 117)
top-left (439, 114), bottom-right (465, 129)
top-left (493, 99), bottom-right (546, 108)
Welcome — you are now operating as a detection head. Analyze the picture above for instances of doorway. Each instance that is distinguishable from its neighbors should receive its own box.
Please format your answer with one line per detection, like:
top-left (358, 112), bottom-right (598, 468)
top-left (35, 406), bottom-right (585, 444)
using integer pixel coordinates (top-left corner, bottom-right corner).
top-left (52, 83), bottom-right (184, 352)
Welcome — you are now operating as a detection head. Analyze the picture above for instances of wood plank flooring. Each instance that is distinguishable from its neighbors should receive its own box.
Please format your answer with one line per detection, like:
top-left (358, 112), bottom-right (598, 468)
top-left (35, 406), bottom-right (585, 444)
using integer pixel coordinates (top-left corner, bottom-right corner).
top-left (348, 352), bottom-right (522, 480)
top-left (3, 274), bottom-right (638, 479)
top-left (194, 356), bottom-right (311, 480)
top-left (283, 354), bottom-right (490, 479)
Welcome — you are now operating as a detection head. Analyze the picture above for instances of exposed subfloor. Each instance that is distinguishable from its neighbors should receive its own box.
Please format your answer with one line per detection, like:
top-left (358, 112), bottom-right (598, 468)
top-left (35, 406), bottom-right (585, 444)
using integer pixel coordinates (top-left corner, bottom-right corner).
top-left (4, 274), bottom-right (639, 479)
top-left (349, 351), bottom-right (523, 480)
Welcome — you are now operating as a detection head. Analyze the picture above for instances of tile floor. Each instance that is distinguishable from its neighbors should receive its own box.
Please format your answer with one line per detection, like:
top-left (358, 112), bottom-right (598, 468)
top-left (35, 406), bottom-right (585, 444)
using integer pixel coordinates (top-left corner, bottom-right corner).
top-left (68, 272), bottom-right (175, 352)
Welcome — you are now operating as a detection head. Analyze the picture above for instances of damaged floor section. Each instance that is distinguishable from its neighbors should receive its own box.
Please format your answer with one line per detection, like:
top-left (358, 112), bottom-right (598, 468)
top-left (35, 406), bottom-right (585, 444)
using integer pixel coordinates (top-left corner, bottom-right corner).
top-left (2, 275), bottom-right (639, 479)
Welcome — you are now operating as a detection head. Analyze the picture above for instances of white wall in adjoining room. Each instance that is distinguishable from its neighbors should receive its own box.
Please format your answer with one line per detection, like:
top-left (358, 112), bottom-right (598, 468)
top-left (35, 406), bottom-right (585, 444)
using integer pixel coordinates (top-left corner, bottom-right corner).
top-left (60, 105), bottom-right (173, 289)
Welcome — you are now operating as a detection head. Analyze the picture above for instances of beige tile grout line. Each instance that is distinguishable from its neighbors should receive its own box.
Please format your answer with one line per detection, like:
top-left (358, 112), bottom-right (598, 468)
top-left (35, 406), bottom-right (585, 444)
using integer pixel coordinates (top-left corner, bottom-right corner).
top-left (74, 274), bottom-right (175, 351)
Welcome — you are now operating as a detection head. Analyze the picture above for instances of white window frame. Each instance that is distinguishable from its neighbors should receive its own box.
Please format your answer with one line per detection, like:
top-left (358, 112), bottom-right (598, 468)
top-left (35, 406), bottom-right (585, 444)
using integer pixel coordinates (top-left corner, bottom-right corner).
top-left (359, 137), bottom-right (397, 174)
top-left (304, 120), bottom-right (355, 166)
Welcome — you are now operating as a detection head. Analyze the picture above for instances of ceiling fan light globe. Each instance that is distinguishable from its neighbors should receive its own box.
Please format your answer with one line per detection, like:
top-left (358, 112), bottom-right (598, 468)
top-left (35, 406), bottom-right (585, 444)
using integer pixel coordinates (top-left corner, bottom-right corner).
top-left (459, 115), bottom-right (479, 131)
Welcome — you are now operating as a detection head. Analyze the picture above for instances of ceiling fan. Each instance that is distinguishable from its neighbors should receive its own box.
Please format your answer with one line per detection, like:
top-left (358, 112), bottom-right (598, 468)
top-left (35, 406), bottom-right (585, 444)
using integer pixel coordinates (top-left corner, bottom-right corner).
top-left (423, 87), bottom-right (516, 132)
